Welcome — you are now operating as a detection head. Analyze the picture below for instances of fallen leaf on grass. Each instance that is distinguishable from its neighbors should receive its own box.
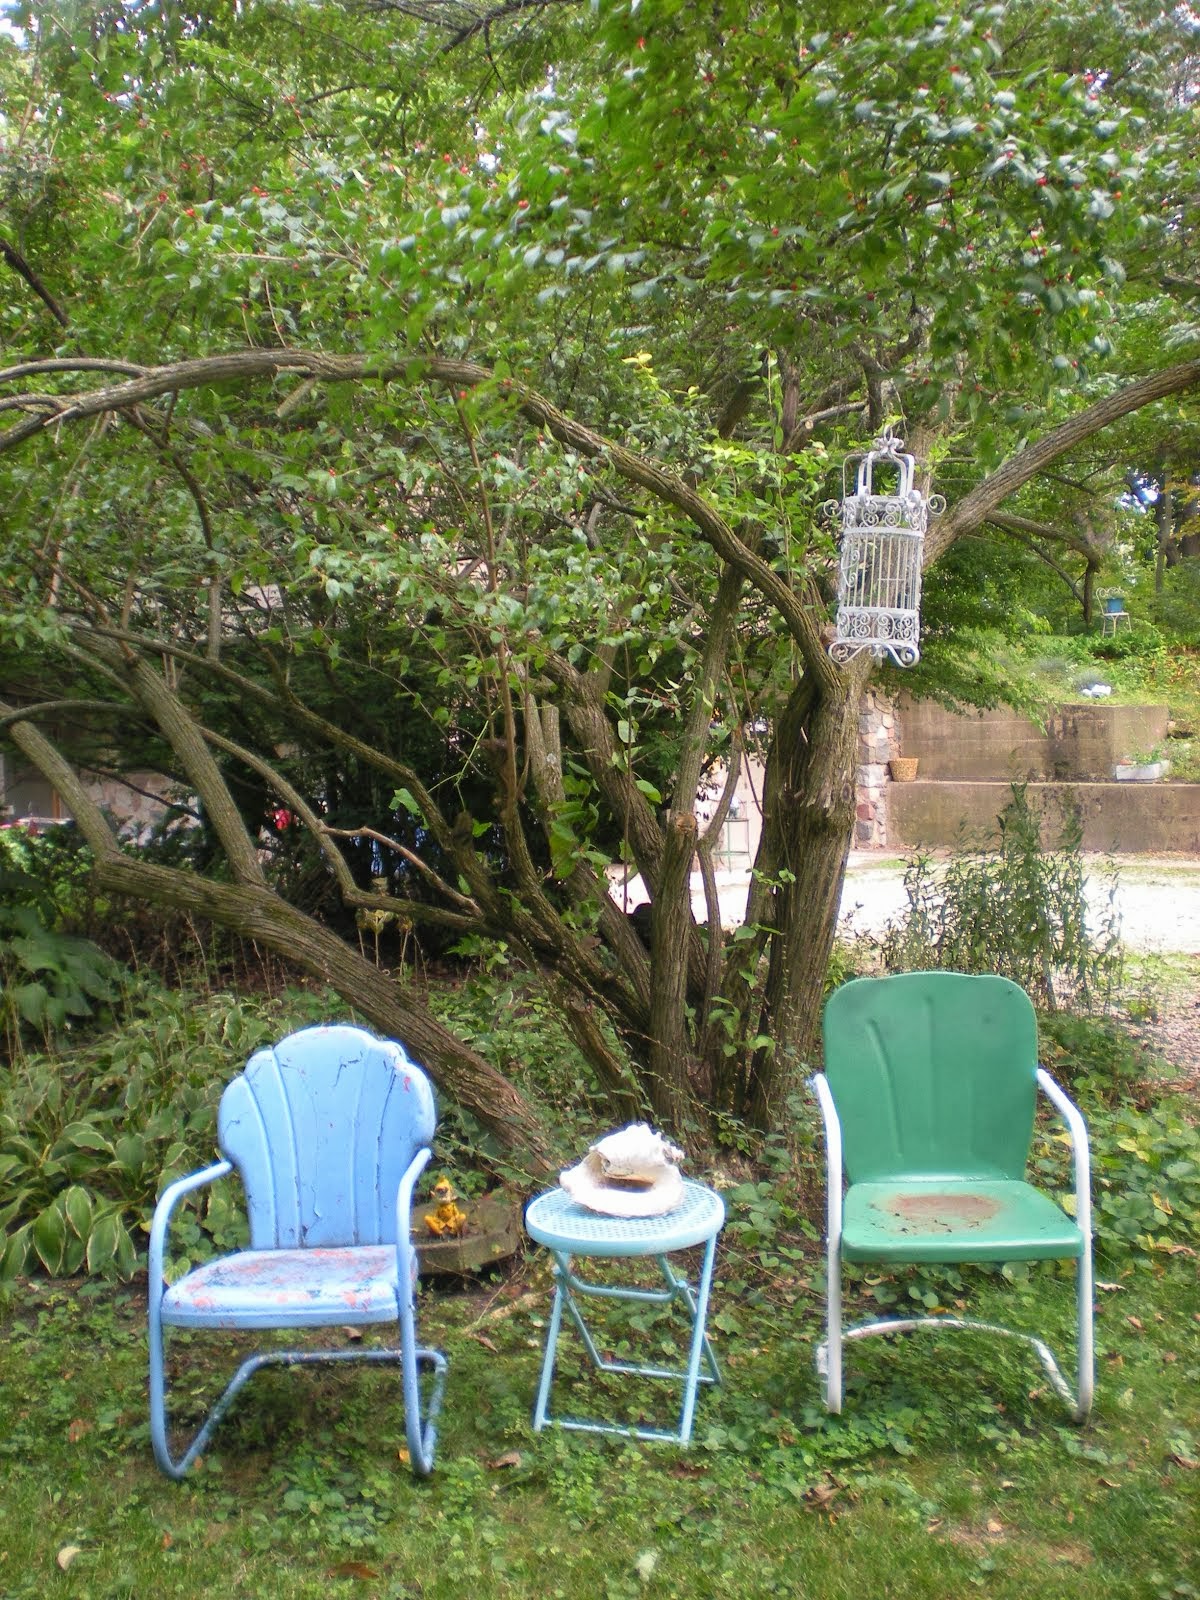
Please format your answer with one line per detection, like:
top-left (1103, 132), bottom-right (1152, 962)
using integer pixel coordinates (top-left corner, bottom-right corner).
top-left (56, 1547), bottom-right (83, 1572)
top-left (488, 1450), bottom-right (522, 1470)
top-left (1098, 1477), bottom-right (1122, 1489)
top-left (328, 1562), bottom-right (378, 1581)
top-left (67, 1419), bottom-right (90, 1444)
top-left (986, 1519), bottom-right (1005, 1535)
top-left (397, 1446), bottom-right (410, 1465)
top-left (468, 1333), bottom-right (498, 1353)
top-left (804, 1482), bottom-right (841, 1509)
top-left (1126, 1315), bottom-right (1144, 1331)
top-left (1168, 1453), bottom-right (1199, 1471)
top-left (634, 1550), bottom-right (659, 1584)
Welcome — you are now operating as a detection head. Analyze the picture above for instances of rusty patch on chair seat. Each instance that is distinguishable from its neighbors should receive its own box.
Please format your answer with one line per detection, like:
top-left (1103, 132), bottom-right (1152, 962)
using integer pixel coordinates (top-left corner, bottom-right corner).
top-left (880, 1192), bottom-right (1001, 1231)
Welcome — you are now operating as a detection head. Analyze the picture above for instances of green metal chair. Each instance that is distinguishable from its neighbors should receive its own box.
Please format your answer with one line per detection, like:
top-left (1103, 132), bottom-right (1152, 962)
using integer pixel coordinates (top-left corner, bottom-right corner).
top-left (812, 972), bottom-right (1093, 1421)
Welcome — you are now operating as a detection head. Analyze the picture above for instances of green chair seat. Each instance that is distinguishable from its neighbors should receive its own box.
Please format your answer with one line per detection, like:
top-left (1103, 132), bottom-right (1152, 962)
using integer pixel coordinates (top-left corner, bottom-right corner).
top-left (842, 1178), bottom-right (1085, 1263)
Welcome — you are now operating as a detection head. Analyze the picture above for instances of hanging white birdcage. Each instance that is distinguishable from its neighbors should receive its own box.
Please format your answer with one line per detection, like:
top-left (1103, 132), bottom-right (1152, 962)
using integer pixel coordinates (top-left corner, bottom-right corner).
top-left (821, 428), bottom-right (944, 668)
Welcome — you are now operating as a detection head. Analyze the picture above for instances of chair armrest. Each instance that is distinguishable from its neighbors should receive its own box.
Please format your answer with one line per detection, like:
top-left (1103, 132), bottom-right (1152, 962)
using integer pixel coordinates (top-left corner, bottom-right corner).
top-left (394, 1146), bottom-right (433, 1284)
top-left (1036, 1068), bottom-right (1092, 1242)
top-left (810, 1073), bottom-right (844, 1242)
top-left (148, 1160), bottom-right (234, 1300)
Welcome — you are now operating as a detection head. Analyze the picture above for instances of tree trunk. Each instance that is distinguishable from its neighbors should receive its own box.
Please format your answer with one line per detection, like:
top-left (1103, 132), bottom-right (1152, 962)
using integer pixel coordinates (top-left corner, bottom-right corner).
top-left (1082, 559), bottom-right (1097, 626)
top-left (4, 710), bottom-right (556, 1176)
top-left (744, 655), bottom-right (870, 1127)
top-left (648, 809), bottom-right (700, 1129)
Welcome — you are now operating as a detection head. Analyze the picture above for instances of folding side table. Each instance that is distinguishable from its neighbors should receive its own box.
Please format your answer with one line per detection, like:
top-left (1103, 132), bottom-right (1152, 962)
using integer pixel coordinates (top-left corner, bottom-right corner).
top-left (524, 1179), bottom-right (725, 1445)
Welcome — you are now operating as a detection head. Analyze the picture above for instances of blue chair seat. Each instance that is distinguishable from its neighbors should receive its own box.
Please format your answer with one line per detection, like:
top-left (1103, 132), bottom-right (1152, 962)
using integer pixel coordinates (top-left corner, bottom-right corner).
top-left (162, 1245), bottom-right (406, 1329)
top-left (842, 1179), bottom-right (1085, 1263)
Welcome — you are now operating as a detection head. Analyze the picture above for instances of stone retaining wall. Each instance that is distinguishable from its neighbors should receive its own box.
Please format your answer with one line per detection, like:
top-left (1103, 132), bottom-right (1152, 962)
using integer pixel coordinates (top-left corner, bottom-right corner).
top-left (896, 694), bottom-right (1169, 783)
top-left (889, 779), bottom-right (1200, 855)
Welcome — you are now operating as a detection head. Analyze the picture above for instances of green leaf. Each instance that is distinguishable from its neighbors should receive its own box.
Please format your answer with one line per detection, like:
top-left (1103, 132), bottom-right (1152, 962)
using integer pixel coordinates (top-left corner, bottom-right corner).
top-left (113, 1134), bottom-right (147, 1176)
top-left (86, 1212), bottom-right (121, 1274)
top-left (32, 1202), bottom-right (68, 1275)
top-left (62, 1185), bottom-right (94, 1241)
top-left (0, 1223), bottom-right (33, 1281)
top-left (57, 1122), bottom-right (115, 1156)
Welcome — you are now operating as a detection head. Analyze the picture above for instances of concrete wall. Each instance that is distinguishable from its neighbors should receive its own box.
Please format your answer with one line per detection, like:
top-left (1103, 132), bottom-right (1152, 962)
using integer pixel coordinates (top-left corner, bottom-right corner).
top-left (890, 779), bottom-right (1200, 855)
top-left (896, 694), bottom-right (1169, 782)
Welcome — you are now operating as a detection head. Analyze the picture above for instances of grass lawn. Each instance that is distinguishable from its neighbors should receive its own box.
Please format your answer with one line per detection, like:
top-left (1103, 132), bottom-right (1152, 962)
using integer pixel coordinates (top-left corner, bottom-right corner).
top-left (3, 1216), bottom-right (1197, 1600)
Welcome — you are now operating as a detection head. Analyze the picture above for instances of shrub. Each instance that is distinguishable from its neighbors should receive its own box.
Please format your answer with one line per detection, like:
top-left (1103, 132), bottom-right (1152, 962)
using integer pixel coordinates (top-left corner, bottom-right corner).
top-left (0, 981), bottom-right (329, 1281)
top-left (0, 825), bottom-right (123, 1062)
top-left (879, 783), bottom-right (1123, 1012)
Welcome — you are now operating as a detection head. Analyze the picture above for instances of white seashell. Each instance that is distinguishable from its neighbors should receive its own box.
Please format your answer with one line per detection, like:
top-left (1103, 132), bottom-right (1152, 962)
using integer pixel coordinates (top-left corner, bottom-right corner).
top-left (592, 1123), bottom-right (684, 1181)
top-left (559, 1123), bottom-right (686, 1217)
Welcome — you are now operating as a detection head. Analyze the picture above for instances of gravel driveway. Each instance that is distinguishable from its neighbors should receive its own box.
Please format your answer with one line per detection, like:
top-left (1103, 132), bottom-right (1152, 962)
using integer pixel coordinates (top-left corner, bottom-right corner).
top-left (840, 853), bottom-right (1200, 954)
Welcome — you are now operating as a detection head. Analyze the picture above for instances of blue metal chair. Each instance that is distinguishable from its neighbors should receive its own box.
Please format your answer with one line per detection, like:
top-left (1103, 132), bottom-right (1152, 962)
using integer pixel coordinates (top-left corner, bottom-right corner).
top-left (148, 1024), bottom-right (448, 1478)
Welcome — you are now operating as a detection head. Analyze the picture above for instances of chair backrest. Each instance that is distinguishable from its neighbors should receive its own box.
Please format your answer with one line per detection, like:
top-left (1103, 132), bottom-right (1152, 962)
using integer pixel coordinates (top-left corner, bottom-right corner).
top-left (217, 1024), bottom-right (436, 1250)
top-left (822, 973), bottom-right (1038, 1184)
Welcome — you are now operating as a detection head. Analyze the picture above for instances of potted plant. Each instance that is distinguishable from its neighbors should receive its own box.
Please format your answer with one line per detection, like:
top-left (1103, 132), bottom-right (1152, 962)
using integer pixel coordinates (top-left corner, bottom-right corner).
top-left (1112, 745), bottom-right (1170, 782)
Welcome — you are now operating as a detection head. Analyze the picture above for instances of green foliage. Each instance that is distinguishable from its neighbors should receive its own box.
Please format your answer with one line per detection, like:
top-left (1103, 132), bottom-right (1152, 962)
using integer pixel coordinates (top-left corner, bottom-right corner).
top-left (0, 826), bottom-right (123, 1060)
top-left (880, 783), bottom-right (1123, 1010)
top-left (1085, 1102), bottom-right (1200, 1261)
top-left (0, 981), bottom-right (327, 1282)
top-left (1038, 1011), bottom-right (1150, 1104)
top-left (431, 962), bottom-right (629, 1179)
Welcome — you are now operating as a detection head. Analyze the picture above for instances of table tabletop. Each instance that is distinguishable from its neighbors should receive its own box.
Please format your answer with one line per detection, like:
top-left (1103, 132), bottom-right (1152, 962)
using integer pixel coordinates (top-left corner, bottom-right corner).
top-left (525, 1180), bottom-right (726, 1257)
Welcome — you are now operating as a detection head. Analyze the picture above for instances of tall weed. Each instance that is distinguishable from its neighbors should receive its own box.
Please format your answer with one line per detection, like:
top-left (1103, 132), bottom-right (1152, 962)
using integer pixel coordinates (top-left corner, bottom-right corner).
top-left (880, 783), bottom-right (1123, 1011)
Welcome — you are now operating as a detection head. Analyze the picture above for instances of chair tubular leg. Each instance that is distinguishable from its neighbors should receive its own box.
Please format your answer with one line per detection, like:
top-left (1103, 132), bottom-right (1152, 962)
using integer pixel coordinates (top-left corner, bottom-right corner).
top-left (823, 1240), bottom-right (843, 1415)
top-left (816, 1258), bottom-right (1094, 1425)
top-left (149, 1320), bottom-right (447, 1478)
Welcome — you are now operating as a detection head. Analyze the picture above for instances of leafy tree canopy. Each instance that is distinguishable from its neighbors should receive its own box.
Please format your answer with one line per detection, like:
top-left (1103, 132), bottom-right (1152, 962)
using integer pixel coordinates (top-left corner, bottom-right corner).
top-left (1, 0), bottom-right (1198, 1156)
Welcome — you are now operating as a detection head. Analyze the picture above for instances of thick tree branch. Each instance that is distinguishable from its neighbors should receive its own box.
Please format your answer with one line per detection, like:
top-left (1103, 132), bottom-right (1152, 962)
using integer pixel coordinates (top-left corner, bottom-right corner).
top-left (0, 349), bottom-right (835, 681)
top-left (1, 703), bottom-right (552, 1168)
top-left (929, 359), bottom-right (1200, 563)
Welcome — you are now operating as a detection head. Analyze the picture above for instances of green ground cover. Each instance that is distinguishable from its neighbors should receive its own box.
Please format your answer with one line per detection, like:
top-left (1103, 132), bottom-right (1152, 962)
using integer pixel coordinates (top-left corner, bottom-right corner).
top-left (2, 1214), bottom-right (1197, 1600)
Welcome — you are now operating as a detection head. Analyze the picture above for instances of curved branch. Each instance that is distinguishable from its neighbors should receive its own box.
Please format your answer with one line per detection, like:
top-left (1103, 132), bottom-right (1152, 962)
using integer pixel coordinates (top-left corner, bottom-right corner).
top-left (930, 359), bottom-right (1200, 563)
top-left (0, 699), bottom-right (129, 732)
top-left (0, 348), bottom-right (833, 679)
top-left (322, 823), bottom-right (481, 913)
